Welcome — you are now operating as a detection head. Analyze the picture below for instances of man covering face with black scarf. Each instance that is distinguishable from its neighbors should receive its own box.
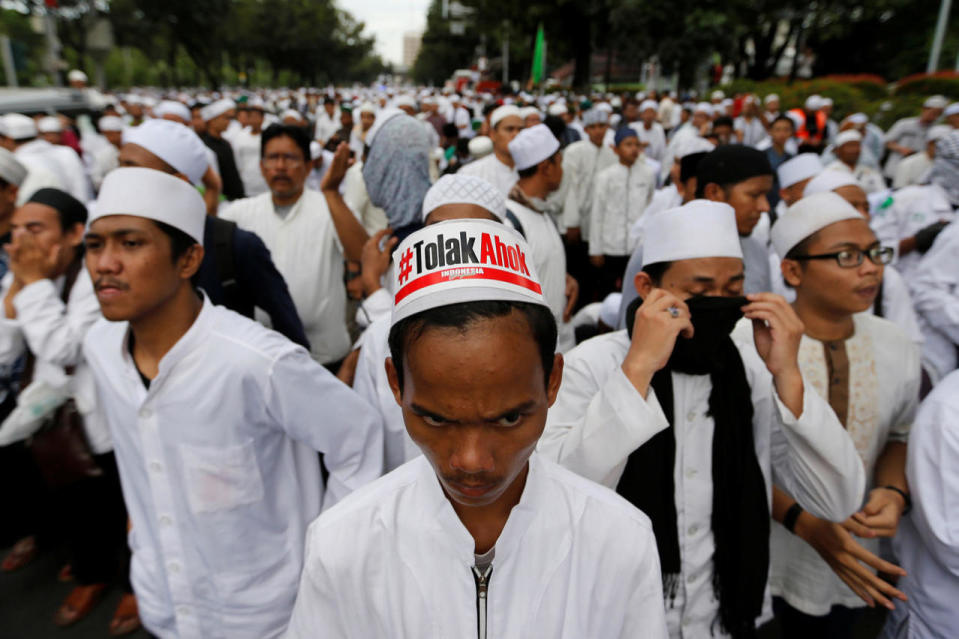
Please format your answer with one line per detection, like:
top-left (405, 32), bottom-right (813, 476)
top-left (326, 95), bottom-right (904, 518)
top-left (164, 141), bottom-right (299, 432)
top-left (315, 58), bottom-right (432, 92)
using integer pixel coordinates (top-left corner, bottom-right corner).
top-left (540, 199), bottom-right (866, 639)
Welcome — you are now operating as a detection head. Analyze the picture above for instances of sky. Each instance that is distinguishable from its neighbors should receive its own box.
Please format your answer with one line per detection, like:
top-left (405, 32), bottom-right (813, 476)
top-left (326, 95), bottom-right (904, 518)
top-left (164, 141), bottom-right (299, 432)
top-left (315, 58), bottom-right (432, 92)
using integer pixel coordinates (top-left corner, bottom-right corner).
top-left (342, 0), bottom-right (432, 66)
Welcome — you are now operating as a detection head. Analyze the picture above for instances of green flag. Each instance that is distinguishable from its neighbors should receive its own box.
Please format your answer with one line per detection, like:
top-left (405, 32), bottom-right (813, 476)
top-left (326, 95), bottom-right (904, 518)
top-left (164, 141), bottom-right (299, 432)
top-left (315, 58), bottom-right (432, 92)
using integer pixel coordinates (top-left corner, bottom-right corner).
top-left (530, 24), bottom-right (545, 85)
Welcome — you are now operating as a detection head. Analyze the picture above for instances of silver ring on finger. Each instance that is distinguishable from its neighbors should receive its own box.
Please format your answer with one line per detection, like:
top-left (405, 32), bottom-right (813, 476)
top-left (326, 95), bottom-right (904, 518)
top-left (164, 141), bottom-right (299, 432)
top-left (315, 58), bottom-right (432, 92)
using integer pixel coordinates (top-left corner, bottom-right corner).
top-left (667, 306), bottom-right (680, 318)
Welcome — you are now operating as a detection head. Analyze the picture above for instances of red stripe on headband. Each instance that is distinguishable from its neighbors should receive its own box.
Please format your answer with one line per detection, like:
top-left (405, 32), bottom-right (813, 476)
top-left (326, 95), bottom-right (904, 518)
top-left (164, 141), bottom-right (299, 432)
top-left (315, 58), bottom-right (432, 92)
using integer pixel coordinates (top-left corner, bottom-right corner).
top-left (395, 267), bottom-right (543, 304)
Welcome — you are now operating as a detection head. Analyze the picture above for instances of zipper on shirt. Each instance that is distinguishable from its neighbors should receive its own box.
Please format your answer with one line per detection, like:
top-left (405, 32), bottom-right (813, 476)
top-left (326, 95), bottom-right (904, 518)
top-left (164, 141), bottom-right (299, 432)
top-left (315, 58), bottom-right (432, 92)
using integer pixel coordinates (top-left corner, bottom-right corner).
top-left (472, 564), bottom-right (492, 639)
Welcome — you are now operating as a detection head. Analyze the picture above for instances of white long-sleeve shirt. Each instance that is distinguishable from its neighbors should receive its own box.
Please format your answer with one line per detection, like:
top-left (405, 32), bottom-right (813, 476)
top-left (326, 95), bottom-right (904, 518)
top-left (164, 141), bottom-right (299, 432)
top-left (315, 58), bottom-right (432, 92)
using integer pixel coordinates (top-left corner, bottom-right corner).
top-left (16, 138), bottom-right (92, 202)
top-left (230, 129), bottom-right (269, 197)
top-left (589, 162), bottom-right (656, 256)
top-left (909, 221), bottom-right (959, 383)
top-left (0, 268), bottom-right (109, 452)
top-left (629, 121), bottom-right (667, 161)
top-left (884, 370), bottom-right (959, 639)
top-left (457, 153), bottom-right (518, 199)
top-left (341, 161), bottom-right (388, 235)
top-left (221, 190), bottom-right (351, 364)
top-left (83, 297), bottom-right (383, 639)
top-left (870, 183), bottom-right (954, 280)
top-left (561, 139), bottom-right (618, 239)
top-left (284, 453), bottom-right (668, 639)
top-left (538, 324), bottom-right (865, 638)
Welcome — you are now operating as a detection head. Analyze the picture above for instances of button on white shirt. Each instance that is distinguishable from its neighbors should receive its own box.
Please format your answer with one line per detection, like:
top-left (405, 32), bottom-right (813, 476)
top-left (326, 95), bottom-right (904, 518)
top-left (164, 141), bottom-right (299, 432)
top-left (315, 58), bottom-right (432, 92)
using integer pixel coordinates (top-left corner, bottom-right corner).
top-left (83, 297), bottom-right (383, 639)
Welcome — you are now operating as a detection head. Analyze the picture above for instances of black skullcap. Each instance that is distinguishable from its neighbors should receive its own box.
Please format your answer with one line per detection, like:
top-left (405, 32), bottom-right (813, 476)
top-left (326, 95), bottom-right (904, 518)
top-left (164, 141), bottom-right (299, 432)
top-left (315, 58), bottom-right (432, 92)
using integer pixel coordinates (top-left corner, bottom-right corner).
top-left (696, 145), bottom-right (773, 190)
top-left (680, 151), bottom-right (709, 184)
top-left (27, 188), bottom-right (87, 228)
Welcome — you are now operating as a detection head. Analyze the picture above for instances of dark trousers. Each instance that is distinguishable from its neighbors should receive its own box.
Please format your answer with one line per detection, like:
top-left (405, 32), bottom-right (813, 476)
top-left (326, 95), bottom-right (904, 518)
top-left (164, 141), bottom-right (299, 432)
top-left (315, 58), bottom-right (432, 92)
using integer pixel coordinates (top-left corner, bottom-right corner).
top-left (56, 452), bottom-right (130, 587)
top-left (596, 255), bottom-right (630, 302)
top-left (0, 441), bottom-right (51, 546)
top-left (772, 596), bottom-right (864, 639)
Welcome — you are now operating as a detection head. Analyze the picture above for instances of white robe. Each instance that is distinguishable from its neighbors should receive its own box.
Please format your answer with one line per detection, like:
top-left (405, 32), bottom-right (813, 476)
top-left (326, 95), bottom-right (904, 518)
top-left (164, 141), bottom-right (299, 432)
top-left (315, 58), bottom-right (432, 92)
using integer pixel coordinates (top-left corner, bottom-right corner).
top-left (561, 139), bottom-right (618, 240)
top-left (908, 220), bottom-right (959, 383)
top-left (589, 162), bottom-right (656, 257)
top-left (15, 138), bottom-right (91, 202)
top-left (284, 453), bottom-right (668, 639)
top-left (457, 153), bottom-right (519, 199)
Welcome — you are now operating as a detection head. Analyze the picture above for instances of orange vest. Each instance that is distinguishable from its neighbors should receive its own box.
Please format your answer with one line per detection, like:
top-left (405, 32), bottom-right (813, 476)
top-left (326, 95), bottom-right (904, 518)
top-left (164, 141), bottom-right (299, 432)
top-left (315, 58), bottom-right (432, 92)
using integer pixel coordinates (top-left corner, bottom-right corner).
top-left (788, 108), bottom-right (828, 143)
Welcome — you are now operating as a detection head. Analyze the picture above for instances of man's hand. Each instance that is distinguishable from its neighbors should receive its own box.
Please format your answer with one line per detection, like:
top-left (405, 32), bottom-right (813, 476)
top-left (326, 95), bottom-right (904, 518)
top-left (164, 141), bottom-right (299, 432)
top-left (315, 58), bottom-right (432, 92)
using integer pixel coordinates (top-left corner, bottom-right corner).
top-left (6, 235), bottom-right (61, 287)
top-left (851, 487), bottom-right (907, 538)
top-left (320, 142), bottom-right (353, 193)
top-left (335, 348), bottom-right (360, 387)
top-left (563, 274), bottom-right (578, 322)
top-left (621, 289), bottom-right (693, 398)
top-left (742, 293), bottom-right (805, 414)
top-left (796, 512), bottom-right (907, 610)
top-left (589, 254), bottom-right (605, 268)
top-left (360, 228), bottom-right (397, 297)
top-left (565, 227), bottom-right (581, 244)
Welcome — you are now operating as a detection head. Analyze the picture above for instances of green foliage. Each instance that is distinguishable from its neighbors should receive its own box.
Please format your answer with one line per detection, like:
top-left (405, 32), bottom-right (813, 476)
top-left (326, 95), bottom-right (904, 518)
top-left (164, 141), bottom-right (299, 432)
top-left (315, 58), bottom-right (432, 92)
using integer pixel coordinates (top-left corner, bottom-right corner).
top-left (893, 72), bottom-right (959, 99)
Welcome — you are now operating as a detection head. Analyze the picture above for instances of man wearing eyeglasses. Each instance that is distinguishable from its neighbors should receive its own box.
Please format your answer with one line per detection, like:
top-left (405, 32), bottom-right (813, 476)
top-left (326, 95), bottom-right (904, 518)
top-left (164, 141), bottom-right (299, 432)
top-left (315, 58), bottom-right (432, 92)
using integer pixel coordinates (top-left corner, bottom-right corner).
top-left (758, 191), bottom-right (920, 637)
top-left (221, 124), bottom-right (370, 371)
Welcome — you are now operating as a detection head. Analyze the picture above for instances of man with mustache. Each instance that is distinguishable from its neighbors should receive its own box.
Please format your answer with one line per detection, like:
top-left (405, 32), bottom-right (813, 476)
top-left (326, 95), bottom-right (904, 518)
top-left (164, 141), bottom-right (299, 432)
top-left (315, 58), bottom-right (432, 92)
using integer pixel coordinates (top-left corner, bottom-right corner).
top-left (540, 199), bottom-right (865, 638)
top-left (82, 168), bottom-right (382, 638)
top-left (285, 219), bottom-right (668, 638)
top-left (762, 191), bottom-right (919, 636)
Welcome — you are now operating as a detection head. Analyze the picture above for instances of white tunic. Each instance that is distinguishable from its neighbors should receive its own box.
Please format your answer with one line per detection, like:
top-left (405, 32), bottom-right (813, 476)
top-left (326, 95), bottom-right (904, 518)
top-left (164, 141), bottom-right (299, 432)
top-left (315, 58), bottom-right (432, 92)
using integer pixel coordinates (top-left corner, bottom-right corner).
top-left (892, 152), bottom-right (933, 190)
top-left (629, 121), bottom-right (667, 161)
top-left (221, 190), bottom-right (351, 364)
top-left (15, 138), bottom-right (92, 202)
top-left (734, 116), bottom-right (770, 148)
top-left (230, 129), bottom-right (269, 197)
top-left (884, 370), bottom-right (959, 639)
top-left (284, 453), bottom-right (668, 639)
top-left (457, 153), bottom-right (519, 199)
top-left (342, 161), bottom-right (388, 235)
top-left (757, 314), bottom-right (918, 615)
top-left (14, 154), bottom-right (65, 204)
top-left (908, 220), bottom-right (959, 382)
top-left (824, 160), bottom-right (886, 194)
top-left (561, 139), bottom-right (618, 240)
top-left (871, 183), bottom-right (954, 280)
top-left (539, 326), bottom-right (865, 638)
top-left (82, 298), bottom-right (383, 639)
top-left (589, 162), bottom-right (656, 256)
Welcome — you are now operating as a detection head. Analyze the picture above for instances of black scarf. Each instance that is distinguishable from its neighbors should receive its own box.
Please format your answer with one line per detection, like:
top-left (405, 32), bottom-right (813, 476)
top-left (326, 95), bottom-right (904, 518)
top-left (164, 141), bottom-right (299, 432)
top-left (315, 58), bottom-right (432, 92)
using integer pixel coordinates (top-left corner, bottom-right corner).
top-left (620, 296), bottom-right (769, 638)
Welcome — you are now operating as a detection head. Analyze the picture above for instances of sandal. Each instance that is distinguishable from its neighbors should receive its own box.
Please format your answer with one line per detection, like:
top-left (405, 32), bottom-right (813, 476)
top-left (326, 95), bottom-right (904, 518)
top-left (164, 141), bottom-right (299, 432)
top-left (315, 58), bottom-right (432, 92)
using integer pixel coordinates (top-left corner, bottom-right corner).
top-left (1, 536), bottom-right (37, 572)
top-left (109, 593), bottom-right (142, 636)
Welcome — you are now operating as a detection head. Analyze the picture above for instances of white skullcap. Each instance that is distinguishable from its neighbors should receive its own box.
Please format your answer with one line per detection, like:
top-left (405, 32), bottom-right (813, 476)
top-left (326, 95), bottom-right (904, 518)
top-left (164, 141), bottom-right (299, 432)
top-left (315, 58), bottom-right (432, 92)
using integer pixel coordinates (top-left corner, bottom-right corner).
top-left (595, 102), bottom-right (614, 114)
top-left (786, 111), bottom-right (804, 129)
top-left (674, 135), bottom-right (715, 159)
top-left (490, 105), bottom-right (522, 129)
top-left (518, 106), bottom-right (541, 121)
top-left (309, 141), bottom-right (322, 161)
top-left (599, 292), bottom-right (621, 328)
top-left (508, 124), bottom-right (560, 171)
top-left (547, 102), bottom-right (568, 116)
top-left (390, 219), bottom-right (547, 325)
top-left (609, 97), bottom-right (622, 109)
top-left (803, 169), bottom-right (860, 196)
top-left (421, 174), bottom-right (506, 222)
top-left (98, 116), bottom-right (125, 132)
top-left (771, 191), bottom-right (862, 258)
top-left (927, 124), bottom-right (953, 142)
top-left (393, 94), bottom-right (416, 109)
top-left (155, 100), bottom-right (192, 123)
top-left (821, 97), bottom-right (834, 107)
top-left (777, 153), bottom-right (823, 189)
top-left (0, 147), bottom-right (27, 186)
top-left (468, 135), bottom-right (493, 158)
top-left (123, 119), bottom-right (209, 185)
top-left (37, 116), bottom-right (62, 133)
top-left (247, 96), bottom-right (267, 111)
top-left (280, 109), bottom-right (304, 123)
top-left (694, 102), bottom-right (712, 114)
top-left (804, 95), bottom-right (824, 111)
top-left (582, 109), bottom-right (608, 126)
top-left (642, 200), bottom-right (743, 267)
top-left (90, 167), bottom-right (206, 244)
top-left (711, 90), bottom-right (725, 101)
top-left (639, 99), bottom-right (658, 112)
top-left (834, 130), bottom-right (862, 147)
top-left (924, 95), bottom-right (948, 109)
top-left (764, 93), bottom-right (780, 104)
top-left (359, 102), bottom-right (376, 114)
top-left (2, 114), bottom-right (37, 140)
top-left (846, 113), bottom-right (869, 125)
top-left (944, 102), bottom-right (959, 117)
top-left (67, 69), bottom-right (87, 83)
top-left (721, 98), bottom-right (733, 107)
top-left (201, 98), bottom-right (235, 122)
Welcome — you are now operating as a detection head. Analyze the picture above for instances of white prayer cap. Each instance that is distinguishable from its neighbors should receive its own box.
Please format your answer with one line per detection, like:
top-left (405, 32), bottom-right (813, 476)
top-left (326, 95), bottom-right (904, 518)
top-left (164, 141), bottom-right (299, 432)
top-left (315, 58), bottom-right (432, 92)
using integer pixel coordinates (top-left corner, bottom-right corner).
top-left (0, 147), bottom-right (27, 186)
top-left (834, 130), bottom-right (862, 147)
top-left (943, 102), bottom-right (959, 117)
top-left (200, 98), bottom-right (235, 122)
top-left (599, 292), bottom-right (621, 328)
top-left (490, 104), bottom-right (522, 128)
top-left (308, 141), bottom-right (321, 162)
top-left (642, 200), bottom-right (743, 267)
top-left (582, 108), bottom-right (607, 126)
top-left (98, 116), bottom-right (124, 132)
top-left (90, 167), bottom-right (205, 245)
top-left (2, 113), bottom-right (37, 140)
top-left (123, 119), bottom-right (209, 185)
top-left (508, 124), bottom-right (560, 171)
top-left (923, 95), bottom-right (948, 109)
top-left (927, 124), bottom-right (953, 142)
top-left (674, 135), bottom-right (715, 159)
top-left (359, 101), bottom-right (376, 114)
top-left (764, 93), bottom-right (779, 104)
top-left (771, 192), bottom-right (862, 258)
top-left (246, 96), bottom-right (267, 111)
top-left (547, 102), bottom-right (567, 116)
top-left (393, 94), bottom-right (416, 109)
top-left (609, 97), bottom-right (622, 109)
top-left (37, 116), bottom-right (62, 133)
top-left (155, 100), bottom-right (192, 123)
top-left (67, 69), bottom-right (87, 83)
top-left (694, 102), bottom-right (712, 114)
top-left (711, 90), bottom-right (725, 101)
top-left (821, 97), bottom-right (834, 107)
top-left (803, 169), bottom-right (860, 196)
top-left (721, 98), bottom-right (733, 108)
top-left (639, 99), bottom-right (658, 112)
top-left (804, 94), bottom-right (824, 110)
top-left (421, 174), bottom-right (506, 222)
top-left (777, 153), bottom-right (822, 189)
top-left (468, 135), bottom-right (493, 158)
top-left (390, 219), bottom-right (547, 325)
top-left (846, 112), bottom-right (869, 125)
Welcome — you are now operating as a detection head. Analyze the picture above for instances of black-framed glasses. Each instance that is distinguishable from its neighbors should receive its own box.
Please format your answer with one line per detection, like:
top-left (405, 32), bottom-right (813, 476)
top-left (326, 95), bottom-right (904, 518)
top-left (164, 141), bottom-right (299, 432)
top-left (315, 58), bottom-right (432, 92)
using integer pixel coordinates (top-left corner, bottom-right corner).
top-left (791, 246), bottom-right (894, 268)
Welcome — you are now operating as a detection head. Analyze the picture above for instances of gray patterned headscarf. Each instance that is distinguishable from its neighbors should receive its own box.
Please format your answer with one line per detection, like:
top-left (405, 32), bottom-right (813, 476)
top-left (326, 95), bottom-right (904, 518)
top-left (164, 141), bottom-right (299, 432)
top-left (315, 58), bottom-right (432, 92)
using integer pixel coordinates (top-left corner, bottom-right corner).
top-left (362, 112), bottom-right (431, 231)
top-left (928, 130), bottom-right (959, 207)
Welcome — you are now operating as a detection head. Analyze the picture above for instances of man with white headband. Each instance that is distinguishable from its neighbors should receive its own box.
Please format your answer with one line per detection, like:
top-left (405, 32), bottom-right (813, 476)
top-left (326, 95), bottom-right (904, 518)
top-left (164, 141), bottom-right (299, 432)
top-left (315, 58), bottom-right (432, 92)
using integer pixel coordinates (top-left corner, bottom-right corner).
top-left (761, 191), bottom-right (917, 635)
top-left (540, 199), bottom-right (864, 638)
top-left (285, 219), bottom-right (668, 638)
top-left (82, 167), bottom-right (382, 639)
top-left (777, 153), bottom-right (823, 209)
top-left (458, 105), bottom-right (523, 198)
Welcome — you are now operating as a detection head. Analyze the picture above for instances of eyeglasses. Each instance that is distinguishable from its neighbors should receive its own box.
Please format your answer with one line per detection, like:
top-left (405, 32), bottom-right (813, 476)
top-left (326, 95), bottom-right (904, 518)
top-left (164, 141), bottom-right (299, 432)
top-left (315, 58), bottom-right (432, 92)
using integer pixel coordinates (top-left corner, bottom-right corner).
top-left (263, 153), bottom-right (304, 167)
top-left (791, 246), bottom-right (894, 268)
